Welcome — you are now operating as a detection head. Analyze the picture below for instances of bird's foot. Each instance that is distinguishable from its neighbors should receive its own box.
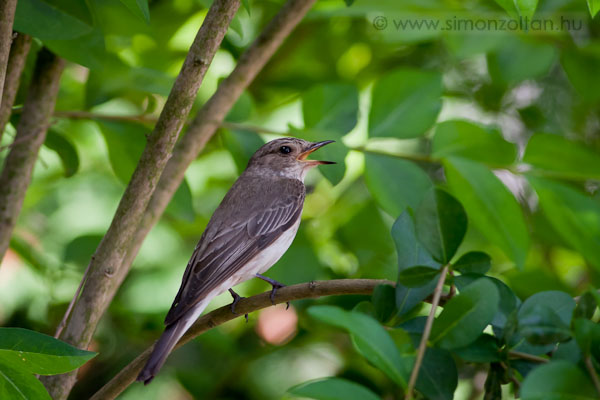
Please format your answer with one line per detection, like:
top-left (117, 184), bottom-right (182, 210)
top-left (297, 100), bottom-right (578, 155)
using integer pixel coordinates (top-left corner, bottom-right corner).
top-left (255, 274), bottom-right (289, 309)
top-left (228, 288), bottom-right (248, 322)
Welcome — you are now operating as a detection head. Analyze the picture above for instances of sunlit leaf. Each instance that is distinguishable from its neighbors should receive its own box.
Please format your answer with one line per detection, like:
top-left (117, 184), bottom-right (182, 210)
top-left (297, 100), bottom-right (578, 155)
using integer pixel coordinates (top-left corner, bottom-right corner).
top-left (44, 130), bottom-right (80, 177)
top-left (119, 0), bottom-right (150, 23)
top-left (0, 360), bottom-right (51, 400)
top-left (588, 0), bottom-right (600, 17)
top-left (369, 69), bottom-right (442, 138)
top-left (521, 361), bottom-right (597, 400)
top-left (14, 0), bottom-right (93, 40)
top-left (302, 83), bottom-right (359, 135)
top-left (0, 328), bottom-right (96, 375)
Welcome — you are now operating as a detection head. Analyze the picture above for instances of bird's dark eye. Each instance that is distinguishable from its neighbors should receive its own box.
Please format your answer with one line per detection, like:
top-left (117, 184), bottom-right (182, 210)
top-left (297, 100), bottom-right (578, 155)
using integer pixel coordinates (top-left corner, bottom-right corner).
top-left (279, 146), bottom-right (292, 154)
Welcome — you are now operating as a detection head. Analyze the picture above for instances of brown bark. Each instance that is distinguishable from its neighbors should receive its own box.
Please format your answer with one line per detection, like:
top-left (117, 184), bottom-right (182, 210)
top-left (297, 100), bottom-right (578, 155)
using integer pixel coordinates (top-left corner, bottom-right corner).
top-left (91, 279), bottom-right (391, 400)
top-left (0, 49), bottom-right (64, 262)
top-left (0, 0), bottom-right (18, 109)
top-left (40, 2), bottom-right (241, 398)
top-left (116, 0), bottom-right (317, 299)
top-left (0, 33), bottom-right (32, 141)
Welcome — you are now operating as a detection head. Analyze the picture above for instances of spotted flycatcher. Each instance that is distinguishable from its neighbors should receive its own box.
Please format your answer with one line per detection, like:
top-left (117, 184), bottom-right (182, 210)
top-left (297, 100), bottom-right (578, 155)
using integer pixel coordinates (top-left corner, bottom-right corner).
top-left (137, 138), bottom-right (334, 384)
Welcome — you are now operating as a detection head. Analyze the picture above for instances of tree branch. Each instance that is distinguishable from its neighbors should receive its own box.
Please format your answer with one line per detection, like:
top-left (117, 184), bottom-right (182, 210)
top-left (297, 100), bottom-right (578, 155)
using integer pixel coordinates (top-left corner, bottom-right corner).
top-left (40, 2), bottom-right (241, 398)
top-left (0, 48), bottom-right (64, 263)
top-left (405, 265), bottom-right (449, 400)
top-left (90, 279), bottom-right (391, 400)
top-left (113, 0), bottom-right (317, 323)
top-left (0, 33), bottom-right (32, 140)
top-left (0, 0), bottom-right (18, 108)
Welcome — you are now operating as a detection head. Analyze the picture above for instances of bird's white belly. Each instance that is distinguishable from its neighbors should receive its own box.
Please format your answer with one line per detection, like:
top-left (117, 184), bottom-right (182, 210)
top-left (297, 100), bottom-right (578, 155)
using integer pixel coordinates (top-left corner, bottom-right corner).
top-left (229, 218), bottom-right (301, 287)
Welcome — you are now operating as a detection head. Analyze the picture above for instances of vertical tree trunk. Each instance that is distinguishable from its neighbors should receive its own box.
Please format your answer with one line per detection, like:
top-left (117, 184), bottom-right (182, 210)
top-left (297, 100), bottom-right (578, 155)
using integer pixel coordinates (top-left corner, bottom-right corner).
top-left (0, 0), bottom-right (18, 105)
top-left (0, 48), bottom-right (64, 263)
top-left (40, 1), bottom-right (240, 398)
top-left (0, 33), bottom-right (32, 140)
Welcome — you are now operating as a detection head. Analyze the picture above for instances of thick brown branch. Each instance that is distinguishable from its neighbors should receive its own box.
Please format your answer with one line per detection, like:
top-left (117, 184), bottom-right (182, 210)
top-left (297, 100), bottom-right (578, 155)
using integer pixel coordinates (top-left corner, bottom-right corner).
top-left (0, 33), bottom-right (32, 140)
top-left (0, 0), bottom-right (18, 108)
top-left (115, 0), bottom-right (317, 301)
top-left (40, 2), bottom-right (240, 398)
top-left (90, 279), bottom-right (390, 400)
top-left (0, 49), bottom-right (64, 262)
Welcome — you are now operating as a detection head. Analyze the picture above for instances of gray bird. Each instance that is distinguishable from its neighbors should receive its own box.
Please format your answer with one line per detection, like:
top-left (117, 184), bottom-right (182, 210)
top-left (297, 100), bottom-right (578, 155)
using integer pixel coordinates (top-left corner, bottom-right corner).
top-left (137, 138), bottom-right (334, 384)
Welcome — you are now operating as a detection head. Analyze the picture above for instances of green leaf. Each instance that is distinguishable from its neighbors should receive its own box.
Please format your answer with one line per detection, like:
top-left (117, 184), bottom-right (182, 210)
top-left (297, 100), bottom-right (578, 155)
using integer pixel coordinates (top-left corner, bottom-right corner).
top-left (221, 129), bottom-right (265, 174)
top-left (14, 0), bottom-right (93, 40)
top-left (45, 29), bottom-right (106, 70)
top-left (392, 211), bottom-right (440, 315)
top-left (0, 360), bottom-right (51, 400)
top-left (119, 0), bottom-right (150, 23)
top-left (300, 128), bottom-right (348, 185)
top-left (521, 361), bottom-right (597, 400)
top-left (430, 279), bottom-right (499, 349)
top-left (165, 179), bottom-right (196, 223)
top-left (574, 291), bottom-right (597, 320)
top-left (444, 157), bottom-right (529, 267)
top-left (573, 318), bottom-right (600, 356)
top-left (415, 188), bottom-right (467, 263)
top-left (372, 284), bottom-right (397, 323)
top-left (241, 0), bottom-right (251, 14)
top-left (519, 291), bottom-right (575, 327)
top-left (98, 121), bottom-right (148, 184)
top-left (302, 83), bottom-right (359, 135)
top-left (369, 69), bottom-right (442, 138)
top-left (307, 306), bottom-right (412, 387)
top-left (365, 153), bottom-right (432, 217)
top-left (0, 328), bottom-right (96, 375)
top-left (518, 304), bottom-right (571, 345)
top-left (453, 334), bottom-right (501, 363)
top-left (44, 130), bottom-right (80, 177)
top-left (523, 133), bottom-right (600, 180)
top-left (483, 363), bottom-right (504, 400)
top-left (63, 234), bottom-right (103, 268)
top-left (453, 252), bottom-right (491, 275)
top-left (493, 0), bottom-right (518, 17)
top-left (289, 377), bottom-right (381, 400)
top-left (527, 177), bottom-right (600, 269)
top-left (432, 120), bottom-right (516, 166)
top-left (488, 36), bottom-right (556, 84)
top-left (561, 48), bottom-right (600, 102)
top-left (397, 266), bottom-right (440, 288)
top-left (588, 0), bottom-right (600, 17)
top-left (415, 347), bottom-right (457, 400)
top-left (515, 0), bottom-right (539, 19)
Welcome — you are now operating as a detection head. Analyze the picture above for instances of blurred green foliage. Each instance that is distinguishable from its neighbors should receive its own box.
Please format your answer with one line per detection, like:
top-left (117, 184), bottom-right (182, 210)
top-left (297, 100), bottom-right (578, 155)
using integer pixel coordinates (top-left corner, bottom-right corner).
top-left (2, 0), bottom-right (600, 399)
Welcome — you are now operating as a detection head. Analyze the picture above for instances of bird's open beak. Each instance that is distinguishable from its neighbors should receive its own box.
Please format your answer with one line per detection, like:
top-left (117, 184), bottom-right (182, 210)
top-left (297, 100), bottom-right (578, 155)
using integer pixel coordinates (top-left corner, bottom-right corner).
top-left (297, 140), bottom-right (336, 165)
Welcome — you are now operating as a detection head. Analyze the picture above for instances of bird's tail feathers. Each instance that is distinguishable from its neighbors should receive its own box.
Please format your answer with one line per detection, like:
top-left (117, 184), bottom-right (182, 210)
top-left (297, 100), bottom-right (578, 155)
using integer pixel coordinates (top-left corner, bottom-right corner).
top-left (136, 299), bottom-right (209, 385)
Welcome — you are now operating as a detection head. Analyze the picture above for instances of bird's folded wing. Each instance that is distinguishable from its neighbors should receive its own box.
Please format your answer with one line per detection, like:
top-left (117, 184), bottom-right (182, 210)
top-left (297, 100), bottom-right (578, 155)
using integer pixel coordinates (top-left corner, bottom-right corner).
top-left (164, 180), bottom-right (304, 325)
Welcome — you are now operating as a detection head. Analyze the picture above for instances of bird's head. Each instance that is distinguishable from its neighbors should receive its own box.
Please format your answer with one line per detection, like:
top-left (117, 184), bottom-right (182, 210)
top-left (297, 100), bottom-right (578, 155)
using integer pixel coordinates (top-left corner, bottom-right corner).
top-left (246, 138), bottom-right (335, 181)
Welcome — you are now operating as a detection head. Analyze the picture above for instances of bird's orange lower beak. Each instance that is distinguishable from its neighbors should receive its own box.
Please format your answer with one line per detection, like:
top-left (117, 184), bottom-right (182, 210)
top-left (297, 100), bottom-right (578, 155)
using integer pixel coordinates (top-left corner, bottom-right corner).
top-left (297, 140), bottom-right (336, 165)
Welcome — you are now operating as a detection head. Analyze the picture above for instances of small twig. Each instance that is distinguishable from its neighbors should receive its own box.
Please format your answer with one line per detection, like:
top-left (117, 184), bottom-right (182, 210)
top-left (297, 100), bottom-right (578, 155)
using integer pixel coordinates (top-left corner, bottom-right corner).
top-left (584, 355), bottom-right (600, 396)
top-left (54, 260), bottom-right (93, 338)
top-left (405, 265), bottom-right (449, 400)
top-left (507, 350), bottom-right (548, 363)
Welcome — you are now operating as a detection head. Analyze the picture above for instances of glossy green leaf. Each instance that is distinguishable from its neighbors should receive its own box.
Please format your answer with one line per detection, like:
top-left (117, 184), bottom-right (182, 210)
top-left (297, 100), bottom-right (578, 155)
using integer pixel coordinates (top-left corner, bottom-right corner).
top-left (119, 0), bottom-right (150, 23)
top-left (302, 83), bottom-right (359, 135)
top-left (430, 279), bottom-right (499, 349)
top-left (392, 211), bottom-right (440, 315)
top-left (289, 377), bottom-right (381, 400)
top-left (444, 157), bottom-right (529, 267)
top-left (397, 266), bottom-right (440, 288)
top-left (528, 177), bottom-right (600, 268)
top-left (365, 153), bottom-right (432, 217)
top-left (372, 284), bottom-right (397, 323)
top-left (489, 36), bottom-right (556, 84)
top-left (0, 360), bottom-right (51, 400)
top-left (300, 128), bottom-right (347, 185)
top-left (453, 334), bottom-right (501, 363)
top-left (493, 0), bottom-right (518, 17)
top-left (432, 120), bottom-right (516, 166)
top-left (588, 0), bottom-right (600, 17)
top-left (519, 291), bottom-right (575, 326)
top-left (518, 304), bottom-right (571, 345)
top-left (369, 69), bottom-right (442, 138)
top-left (14, 0), bottom-right (93, 40)
top-left (221, 129), bottom-right (264, 174)
top-left (0, 328), bottom-right (96, 375)
top-left (523, 133), bottom-right (600, 180)
top-left (44, 130), bottom-right (80, 177)
top-left (307, 306), bottom-right (412, 387)
top-left (415, 188), bottom-right (467, 263)
top-left (98, 120), bottom-right (148, 184)
top-left (515, 0), bottom-right (539, 18)
top-left (63, 234), bottom-right (103, 268)
top-left (45, 29), bottom-right (106, 70)
top-left (573, 318), bottom-right (600, 356)
top-left (415, 347), bottom-right (457, 400)
top-left (453, 252), bottom-right (491, 275)
top-left (521, 361), bottom-right (597, 400)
